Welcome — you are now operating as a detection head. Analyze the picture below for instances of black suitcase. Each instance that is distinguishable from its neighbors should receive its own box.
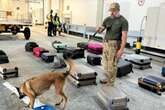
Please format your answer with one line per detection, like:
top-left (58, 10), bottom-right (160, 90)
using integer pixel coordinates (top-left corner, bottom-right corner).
top-left (117, 60), bottom-right (133, 77)
top-left (0, 64), bottom-right (18, 80)
top-left (41, 53), bottom-right (55, 63)
top-left (25, 42), bottom-right (39, 52)
top-left (138, 75), bottom-right (165, 95)
top-left (0, 55), bottom-right (9, 64)
top-left (63, 47), bottom-right (85, 59)
top-left (87, 54), bottom-right (101, 66)
top-left (77, 42), bottom-right (88, 49)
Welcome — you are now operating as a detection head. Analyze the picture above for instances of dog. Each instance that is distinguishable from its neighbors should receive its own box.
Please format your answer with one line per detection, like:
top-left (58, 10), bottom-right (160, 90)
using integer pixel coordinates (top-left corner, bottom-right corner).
top-left (19, 58), bottom-right (75, 109)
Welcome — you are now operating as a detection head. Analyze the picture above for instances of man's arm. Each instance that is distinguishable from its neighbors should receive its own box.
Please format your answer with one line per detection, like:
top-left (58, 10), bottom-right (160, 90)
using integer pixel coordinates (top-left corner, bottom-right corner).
top-left (120, 31), bottom-right (128, 51)
top-left (116, 31), bottom-right (128, 59)
top-left (96, 26), bottom-right (106, 33)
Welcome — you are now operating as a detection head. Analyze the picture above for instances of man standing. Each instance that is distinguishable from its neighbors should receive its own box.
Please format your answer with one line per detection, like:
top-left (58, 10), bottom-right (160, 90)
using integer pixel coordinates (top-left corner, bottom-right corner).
top-left (47, 10), bottom-right (53, 36)
top-left (97, 2), bottom-right (128, 86)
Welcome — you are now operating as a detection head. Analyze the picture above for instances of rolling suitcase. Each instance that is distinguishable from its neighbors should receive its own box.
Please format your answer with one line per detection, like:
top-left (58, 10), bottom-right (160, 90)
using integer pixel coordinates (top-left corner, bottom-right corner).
top-left (52, 40), bottom-right (67, 53)
top-left (0, 55), bottom-right (9, 64)
top-left (161, 66), bottom-right (165, 77)
top-left (97, 86), bottom-right (129, 110)
top-left (25, 42), bottom-right (39, 52)
top-left (117, 60), bottom-right (133, 77)
top-left (41, 53), bottom-right (55, 63)
top-left (68, 75), bottom-right (96, 88)
top-left (63, 47), bottom-right (85, 59)
top-left (0, 64), bottom-right (18, 80)
top-left (33, 47), bottom-right (49, 57)
top-left (87, 54), bottom-right (101, 66)
top-left (69, 64), bottom-right (97, 87)
top-left (53, 56), bottom-right (67, 69)
top-left (87, 41), bottom-right (103, 54)
top-left (138, 75), bottom-right (165, 95)
top-left (122, 54), bottom-right (152, 70)
top-left (77, 42), bottom-right (88, 49)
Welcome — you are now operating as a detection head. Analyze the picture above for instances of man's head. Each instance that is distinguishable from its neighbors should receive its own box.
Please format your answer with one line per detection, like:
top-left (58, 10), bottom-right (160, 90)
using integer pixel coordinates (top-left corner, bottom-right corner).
top-left (50, 9), bottom-right (53, 13)
top-left (109, 2), bottom-right (120, 17)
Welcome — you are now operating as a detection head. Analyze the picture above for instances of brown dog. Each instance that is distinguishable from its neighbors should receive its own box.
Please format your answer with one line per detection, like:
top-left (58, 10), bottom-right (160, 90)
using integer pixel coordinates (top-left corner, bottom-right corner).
top-left (20, 58), bottom-right (75, 109)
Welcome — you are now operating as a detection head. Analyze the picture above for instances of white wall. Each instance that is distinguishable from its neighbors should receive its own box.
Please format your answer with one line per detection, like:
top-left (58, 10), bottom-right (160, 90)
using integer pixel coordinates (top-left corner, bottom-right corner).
top-left (103, 0), bottom-right (165, 32)
top-left (64, 0), bottom-right (97, 27)
top-left (51, 0), bottom-right (59, 13)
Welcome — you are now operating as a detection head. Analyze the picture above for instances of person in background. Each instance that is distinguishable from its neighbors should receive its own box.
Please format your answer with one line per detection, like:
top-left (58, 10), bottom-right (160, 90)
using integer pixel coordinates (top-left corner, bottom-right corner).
top-left (46, 9), bottom-right (53, 37)
top-left (96, 2), bottom-right (129, 86)
top-left (53, 13), bottom-right (62, 36)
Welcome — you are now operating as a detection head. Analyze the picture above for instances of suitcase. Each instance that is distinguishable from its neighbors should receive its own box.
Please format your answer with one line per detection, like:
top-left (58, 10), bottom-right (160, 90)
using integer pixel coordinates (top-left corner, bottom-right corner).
top-left (68, 75), bottom-right (96, 88)
top-left (0, 64), bottom-right (18, 80)
top-left (52, 41), bottom-right (67, 53)
top-left (97, 86), bottom-right (129, 110)
top-left (162, 66), bottom-right (165, 77)
top-left (68, 64), bottom-right (97, 87)
top-left (0, 50), bottom-right (7, 55)
top-left (0, 55), bottom-right (9, 64)
top-left (87, 41), bottom-right (103, 54)
top-left (122, 54), bottom-right (152, 70)
top-left (87, 54), bottom-right (101, 66)
top-left (41, 53), bottom-right (55, 63)
top-left (33, 105), bottom-right (56, 110)
top-left (71, 64), bottom-right (97, 80)
top-left (33, 47), bottom-right (49, 57)
top-left (63, 47), bottom-right (85, 59)
top-left (117, 60), bottom-right (133, 77)
top-left (53, 56), bottom-right (67, 69)
top-left (138, 75), bottom-right (165, 95)
top-left (77, 42), bottom-right (88, 49)
top-left (25, 42), bottom-right (39, 52)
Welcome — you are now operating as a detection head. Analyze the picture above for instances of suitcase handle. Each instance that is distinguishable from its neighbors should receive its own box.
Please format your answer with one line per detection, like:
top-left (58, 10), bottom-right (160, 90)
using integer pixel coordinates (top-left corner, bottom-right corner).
top-left (89, 32), bottom-right (97, 40)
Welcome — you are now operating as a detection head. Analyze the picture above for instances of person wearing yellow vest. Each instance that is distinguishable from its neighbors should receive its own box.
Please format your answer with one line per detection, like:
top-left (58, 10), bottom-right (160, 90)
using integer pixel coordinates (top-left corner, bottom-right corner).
top-left (53, 13), bottom-right (62, 36)
top-left (47, 10), bottom-right (53, 36)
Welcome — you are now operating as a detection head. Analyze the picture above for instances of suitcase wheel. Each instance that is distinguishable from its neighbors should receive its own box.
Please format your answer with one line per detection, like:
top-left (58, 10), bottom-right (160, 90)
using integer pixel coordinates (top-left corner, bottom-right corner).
top-left (94, 72), bottom-right (97, 76)
top-left (3, 75), bottom-right (7, 80)
top-left (15, 67), bottom-right (18, 70)
top-left (15, 73), bottom-right (18, 77)
top-left (77, 73), bottom-right (81, 77)
top-left (140, 60), bottom-right (144, 62)
top-left (77, 84), bottom-right (81, 88)
top-left (94, 82), bottom-right (97, 85)
top-left (127, 98), bottom-right (130, 102)
top-left (124, 108), bottom-right (129, 110)
top-left (3, 68), bottom-right (7, 72)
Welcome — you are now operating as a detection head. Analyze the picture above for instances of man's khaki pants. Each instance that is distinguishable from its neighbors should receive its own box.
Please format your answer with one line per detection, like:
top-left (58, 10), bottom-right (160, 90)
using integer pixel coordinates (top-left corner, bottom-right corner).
top-left (102, 40), bottom-right (119, 85)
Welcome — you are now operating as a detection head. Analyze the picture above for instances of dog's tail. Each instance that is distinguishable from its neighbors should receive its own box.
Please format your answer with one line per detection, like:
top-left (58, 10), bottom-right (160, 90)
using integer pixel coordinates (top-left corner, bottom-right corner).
top-left (63, 58), bottom-right (75, 77)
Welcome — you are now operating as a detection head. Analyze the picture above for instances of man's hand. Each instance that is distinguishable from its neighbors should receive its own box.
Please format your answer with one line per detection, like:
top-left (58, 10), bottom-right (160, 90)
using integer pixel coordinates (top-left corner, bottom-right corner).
top-left (96, 26), bottom-right (105, 33)
top-left (116, 49), bottom-right (124, 59)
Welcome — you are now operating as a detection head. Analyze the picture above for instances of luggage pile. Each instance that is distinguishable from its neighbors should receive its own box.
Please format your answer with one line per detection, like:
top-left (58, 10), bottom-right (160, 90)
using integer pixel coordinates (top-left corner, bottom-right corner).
top-left (25, 42), bottom-right (66, 69)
